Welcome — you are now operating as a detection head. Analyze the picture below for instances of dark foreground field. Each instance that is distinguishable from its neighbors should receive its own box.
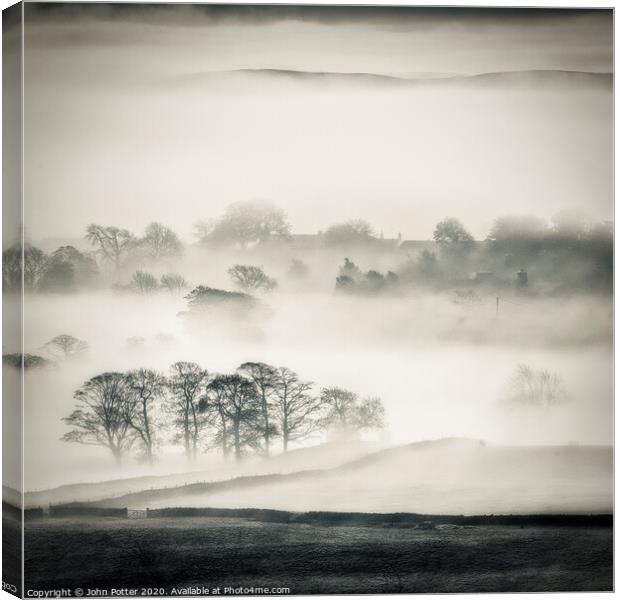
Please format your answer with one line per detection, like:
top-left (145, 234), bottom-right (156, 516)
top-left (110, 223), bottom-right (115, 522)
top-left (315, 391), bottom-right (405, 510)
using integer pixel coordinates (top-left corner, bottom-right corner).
top-left (24, 514), bottom-right (612, 594)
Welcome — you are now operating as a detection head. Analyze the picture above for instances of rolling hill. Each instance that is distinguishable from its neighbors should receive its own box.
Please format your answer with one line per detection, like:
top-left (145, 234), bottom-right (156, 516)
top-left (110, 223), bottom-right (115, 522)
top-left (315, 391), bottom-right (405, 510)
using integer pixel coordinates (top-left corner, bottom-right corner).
top-left (23, 439), bottom-right (383, 507)
top-left (46, 438), bottom-right (612, 515)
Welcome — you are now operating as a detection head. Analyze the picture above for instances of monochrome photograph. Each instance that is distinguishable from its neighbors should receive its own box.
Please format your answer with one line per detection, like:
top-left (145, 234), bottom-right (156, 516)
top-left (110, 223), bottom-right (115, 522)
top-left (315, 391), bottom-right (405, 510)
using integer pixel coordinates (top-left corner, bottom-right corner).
top-left (2, 3), bottom-right (613, 595)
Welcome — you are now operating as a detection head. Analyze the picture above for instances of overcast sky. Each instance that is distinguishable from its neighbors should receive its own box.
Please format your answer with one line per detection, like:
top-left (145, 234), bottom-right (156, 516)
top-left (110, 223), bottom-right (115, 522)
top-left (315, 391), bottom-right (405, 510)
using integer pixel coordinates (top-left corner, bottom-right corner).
top-left (21, 5), bottom-right (613, 242)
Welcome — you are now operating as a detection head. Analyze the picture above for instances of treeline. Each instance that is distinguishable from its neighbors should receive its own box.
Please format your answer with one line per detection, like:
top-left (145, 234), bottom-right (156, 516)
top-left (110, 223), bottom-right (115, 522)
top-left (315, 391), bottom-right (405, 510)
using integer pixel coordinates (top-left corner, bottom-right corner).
top-left (2, 222), bottom-right (183, 293)
top-left (3, 243), bottom-right (99, 293)
top-left (4, 202), bottom-right (612, 295)
top-left (85, 222), bottom-right (182, 273)
top-left (62, 361), bottom-right (385, 464)
top-left (340, 214), bottom-right (613, 294)
top-left (417, 215), bottom-right (612, 291)
top-left (130, 265), bottom-right (278, 296)
top-left (336, 258), bottom-right (400, 295)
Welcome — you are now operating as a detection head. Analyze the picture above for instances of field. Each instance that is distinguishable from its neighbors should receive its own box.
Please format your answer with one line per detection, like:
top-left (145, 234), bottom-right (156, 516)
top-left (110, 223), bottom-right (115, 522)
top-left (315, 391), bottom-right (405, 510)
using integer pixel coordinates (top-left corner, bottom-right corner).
top-left (24, 514), bottom-right (612, 594)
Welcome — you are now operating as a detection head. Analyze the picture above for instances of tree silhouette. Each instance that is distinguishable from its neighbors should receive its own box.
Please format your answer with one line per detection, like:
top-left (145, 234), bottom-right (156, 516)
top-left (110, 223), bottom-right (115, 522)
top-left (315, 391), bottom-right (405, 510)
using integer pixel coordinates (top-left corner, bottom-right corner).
top-left (354, 396), bottom-right (385, 431)
top-left (86, 224), bottom-right (136, 273)
top-left (320, 387), bottom-right (385, 434)
top-left (141, 222), bottom-right (182, 261)
top-left (185, 286), bottom-right (257, 314)
top-left (203, 376), bottom-right (233, 460)
top-left (2, 243), bottom-right (47, 291)
top-left (433, 217), bottom-right (474, 248)
top-left (324, 220), bottom-right (375, 246)
top-left (228, 265), bottom-right (277, 293)
top-left (202, 200), bottom-right (290, 247)
top-left (486, 215), bottom-right (547, 256)
top-left (160, 273), bottom-right (188, 294)
top-left (238, 362), bottom-right (279, 456)
top-left (62, 373), bottom-right (134, 464)
top-left (42, 334), bottom-right (89, 359)
top-left (3, 353), bottom-right (51, 370)
top-left (60, 361), bottom-right (388, 463)
top-left (205, 374), bottom-right (259, 461)
top-left (39, 246), bottom-right (98, 292)
top-left (131, 270), bottom-right (158, 294)
top-left (125, 369), bottom-right (167, 463)
top-left (167, 362), bottom-right (209, 461)
top-left (320, 387), bottom-right (359, 430)
top-left (507, 364), bottom-right (568, 407)
top-left (273, 367), bottom-right (319, 451)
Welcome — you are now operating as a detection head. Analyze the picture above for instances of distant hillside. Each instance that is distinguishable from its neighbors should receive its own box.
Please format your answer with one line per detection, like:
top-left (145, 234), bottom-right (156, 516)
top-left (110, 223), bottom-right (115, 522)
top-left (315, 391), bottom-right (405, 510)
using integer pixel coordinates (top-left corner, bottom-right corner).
top-left (55, 439), bottom-right (612, 516)
top-left (168, 68), bottom-right (612, 90)
top-left (456, 69), bottom-right (612, 89)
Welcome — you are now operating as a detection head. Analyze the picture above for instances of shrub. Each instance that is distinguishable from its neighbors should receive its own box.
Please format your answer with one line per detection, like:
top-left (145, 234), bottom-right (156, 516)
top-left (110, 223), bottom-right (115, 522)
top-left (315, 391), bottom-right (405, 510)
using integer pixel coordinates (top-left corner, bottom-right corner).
top-left (131, 270), bottom-right (158, 294)
top-left (185, 286), bottom-right (257, 311)
top-left (161, 273), bottom-right (188, 293)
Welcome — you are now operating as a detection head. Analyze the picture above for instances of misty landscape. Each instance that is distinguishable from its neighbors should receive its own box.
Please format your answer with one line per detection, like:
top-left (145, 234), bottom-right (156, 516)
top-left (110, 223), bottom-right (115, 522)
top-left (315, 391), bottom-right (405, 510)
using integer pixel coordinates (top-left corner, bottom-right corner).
top-left (2, 4), bottom-right (613, 596)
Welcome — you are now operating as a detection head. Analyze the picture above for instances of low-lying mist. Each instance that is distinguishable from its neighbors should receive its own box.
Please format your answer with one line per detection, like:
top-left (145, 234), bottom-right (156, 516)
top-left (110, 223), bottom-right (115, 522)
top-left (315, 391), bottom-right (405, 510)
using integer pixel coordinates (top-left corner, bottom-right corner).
top-left (139, 440), bottom-right (612, 515)
top-left (14, 45), bottom-right (614, 498)
top-left (16, 270), bottom-right (612, 491)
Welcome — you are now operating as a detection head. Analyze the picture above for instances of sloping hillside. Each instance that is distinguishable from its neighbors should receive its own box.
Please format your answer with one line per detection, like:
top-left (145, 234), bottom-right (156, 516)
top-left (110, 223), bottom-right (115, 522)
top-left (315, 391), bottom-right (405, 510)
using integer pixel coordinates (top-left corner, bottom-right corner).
top-left (24, 440), bottom-right (382, 507)
top-left (72, 439), bottom-right (611, 515)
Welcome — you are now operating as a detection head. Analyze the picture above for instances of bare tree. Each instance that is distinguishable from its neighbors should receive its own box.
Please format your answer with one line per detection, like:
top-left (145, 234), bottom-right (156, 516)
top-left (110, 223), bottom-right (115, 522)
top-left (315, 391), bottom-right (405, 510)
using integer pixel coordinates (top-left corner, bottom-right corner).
top-left (238, 362), bottom-right (279, 456)
top-left (507, 364), bottom-right (568, 407)
top-left (273, 367), bottom-right (319, 452)
top-left (320, 386), bottom-right (359, 430)
top-left (228, 265), bottom-right (277, 293)
top-left (167, 362), bottom-right (209, 460)
top-left (320, 387), bottom-right (385, 434)
top-left (354, 396), bottom-right (385, 431)
top-left (23, 244), bottom-right (48, 290)
top-left (2, 243), bottom-right (47, 291)
top-left (141, 222), bottom-right (182, 261)
top-left (62, 373), bottom-right (134, 464)
top-left (42, 334), bottom-right (89, 359)
top-left (86, 224), bottom-right (136, 273)
top-left (206, 374), bottom-right (259, 461)
top-left (203, 376), bottom-right (233, 460)
top-left (2, 244), bottom-right (22, 292)
top-left (125, 369), bottom-right (167, 463)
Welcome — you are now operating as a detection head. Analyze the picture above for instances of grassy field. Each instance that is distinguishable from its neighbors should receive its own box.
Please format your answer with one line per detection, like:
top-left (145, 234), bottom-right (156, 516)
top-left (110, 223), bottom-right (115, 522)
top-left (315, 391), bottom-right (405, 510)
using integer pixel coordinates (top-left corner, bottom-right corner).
top-left (24, 515), bottom-right (612, 594)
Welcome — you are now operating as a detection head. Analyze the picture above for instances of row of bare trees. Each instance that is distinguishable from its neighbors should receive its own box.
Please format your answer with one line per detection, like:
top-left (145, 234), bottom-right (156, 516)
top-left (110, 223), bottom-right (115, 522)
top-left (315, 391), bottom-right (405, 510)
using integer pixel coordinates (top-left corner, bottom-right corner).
top-left (86, 222), bottom-right (182, 273)
top-left (62, 361), bottom-right (385, 464)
